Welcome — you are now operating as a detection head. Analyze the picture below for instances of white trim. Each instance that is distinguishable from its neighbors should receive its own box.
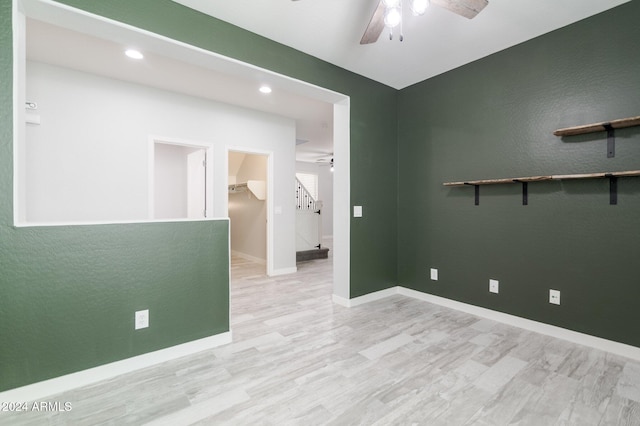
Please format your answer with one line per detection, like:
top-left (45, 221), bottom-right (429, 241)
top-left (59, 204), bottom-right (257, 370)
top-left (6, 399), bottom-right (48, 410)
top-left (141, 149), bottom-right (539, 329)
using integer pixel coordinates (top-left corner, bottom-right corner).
top-left (331, 294), bottom-right (351, 307)
top-left (267, 151), bottom-right (275, 277)
top-left (332, 99), bottom-right (350, 301)
top-left (398, 288), bottom-right (640, 361)
top-left (14, 217), bottom-right (229, 228)
top-left (0, 332), bottom-right (232, 402)
top-left (332, 287), bottom-right (397, 308)
top-left (12, 0), bottom-right (26, 225)
top-left (270, 267), bottom-right (298, 276)
top-left (227, 220), bottom-right (232, 344)
top-left (231, 250), bottom-right (266, 265)
top-left (337, 286), bottom-right (640, 362)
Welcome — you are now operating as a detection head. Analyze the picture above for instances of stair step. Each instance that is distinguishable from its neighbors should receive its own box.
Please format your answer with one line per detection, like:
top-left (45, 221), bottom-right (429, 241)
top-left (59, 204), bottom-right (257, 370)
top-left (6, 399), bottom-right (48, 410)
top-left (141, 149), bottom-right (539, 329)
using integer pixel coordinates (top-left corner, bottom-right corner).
top-left (296, 248), bottom-right (329, 262)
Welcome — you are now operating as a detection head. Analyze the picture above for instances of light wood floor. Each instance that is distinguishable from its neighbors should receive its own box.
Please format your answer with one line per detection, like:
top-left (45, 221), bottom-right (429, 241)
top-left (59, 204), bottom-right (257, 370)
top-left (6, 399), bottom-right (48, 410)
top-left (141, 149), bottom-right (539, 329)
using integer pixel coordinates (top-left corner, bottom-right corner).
top-left (5, 250), bottom-right (640, 425)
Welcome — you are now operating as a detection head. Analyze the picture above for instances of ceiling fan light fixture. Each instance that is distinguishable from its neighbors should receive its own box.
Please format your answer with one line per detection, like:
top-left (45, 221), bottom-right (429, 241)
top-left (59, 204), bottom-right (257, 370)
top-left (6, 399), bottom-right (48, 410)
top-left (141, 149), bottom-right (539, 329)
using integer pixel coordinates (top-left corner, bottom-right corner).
top-left (384, 7), bottom-right (402, 28)
top-left (410, 0), bottom-right (430, 16)
top-left (382, 0), bottom-right (401, 8)
top-left (124, 49), bottom-right (144, 60)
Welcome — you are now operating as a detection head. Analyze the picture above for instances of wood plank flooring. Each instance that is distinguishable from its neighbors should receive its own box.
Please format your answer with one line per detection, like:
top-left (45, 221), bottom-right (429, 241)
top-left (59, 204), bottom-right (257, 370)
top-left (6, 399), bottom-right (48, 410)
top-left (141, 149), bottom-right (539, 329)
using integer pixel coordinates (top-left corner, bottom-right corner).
top-left (4, 250), bottom-right (640, 425)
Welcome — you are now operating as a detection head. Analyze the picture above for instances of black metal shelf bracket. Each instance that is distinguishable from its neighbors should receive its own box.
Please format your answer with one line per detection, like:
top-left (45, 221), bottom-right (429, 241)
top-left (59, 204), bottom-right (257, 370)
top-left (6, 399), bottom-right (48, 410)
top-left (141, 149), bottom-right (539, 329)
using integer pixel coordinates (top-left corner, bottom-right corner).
top-left (513, 180), bottom-right (528, 205)
top-left (464, 183), bottom-right (480, 206)
top-left (607, 174), bottom-right (618, 205)
top-left (604, 123), bottom-right (615, 158)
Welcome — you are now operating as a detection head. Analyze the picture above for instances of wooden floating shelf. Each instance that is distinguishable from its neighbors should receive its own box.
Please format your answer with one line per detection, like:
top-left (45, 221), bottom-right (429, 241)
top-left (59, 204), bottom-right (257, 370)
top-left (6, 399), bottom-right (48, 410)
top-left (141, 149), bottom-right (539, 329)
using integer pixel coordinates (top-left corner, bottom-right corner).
top-left (443, 170), bottom-right (640, 187)
top-left (550, 170), bottom-right (640, 180)
top-left (553, 116), bottom-right (640, 137)
top-left (444, 175), bottom-right (552, 187)
top-left (443, 170), bottom-right (640, 206)
top-left (554, 115), bottom-right (640, 158)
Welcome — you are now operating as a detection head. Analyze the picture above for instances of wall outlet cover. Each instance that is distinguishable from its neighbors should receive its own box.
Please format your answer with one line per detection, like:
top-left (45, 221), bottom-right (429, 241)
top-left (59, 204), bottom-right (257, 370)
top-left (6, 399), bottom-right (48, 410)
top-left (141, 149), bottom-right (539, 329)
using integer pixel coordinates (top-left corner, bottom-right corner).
top-left (353, 206), bottom-right (363, 218)
top-left (489, 279), bottom-right (499, 294)
top-left (549, 289), bottom-right (561, 305)
top-left (135, 309), bottom-right (149, 330)
top-left (430, 268), bottom-right (438, 281)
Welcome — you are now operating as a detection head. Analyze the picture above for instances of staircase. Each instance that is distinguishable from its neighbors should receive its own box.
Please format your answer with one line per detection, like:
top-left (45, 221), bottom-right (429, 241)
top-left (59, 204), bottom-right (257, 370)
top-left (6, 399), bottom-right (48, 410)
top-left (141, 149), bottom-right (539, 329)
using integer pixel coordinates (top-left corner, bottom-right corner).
top-left (295, 178), bottom-right (329, 261)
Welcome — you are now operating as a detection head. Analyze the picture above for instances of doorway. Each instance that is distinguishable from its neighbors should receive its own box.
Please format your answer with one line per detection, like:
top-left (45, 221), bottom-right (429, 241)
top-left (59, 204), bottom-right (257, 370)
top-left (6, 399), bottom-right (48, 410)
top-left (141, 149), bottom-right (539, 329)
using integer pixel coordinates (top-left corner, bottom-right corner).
top-left (228, 150), bottom-right (269, 268)
top-left (149, 138), bottom-right (214, 220)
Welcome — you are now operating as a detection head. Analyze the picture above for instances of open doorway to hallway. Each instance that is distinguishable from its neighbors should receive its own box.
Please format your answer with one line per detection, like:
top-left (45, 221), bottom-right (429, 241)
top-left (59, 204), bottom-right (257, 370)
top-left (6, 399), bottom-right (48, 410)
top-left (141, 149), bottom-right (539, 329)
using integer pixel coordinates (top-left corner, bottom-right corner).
top-left (228, 146), bottom-right (335, 323)
top-left (228, 151), bottom-right (269, 270)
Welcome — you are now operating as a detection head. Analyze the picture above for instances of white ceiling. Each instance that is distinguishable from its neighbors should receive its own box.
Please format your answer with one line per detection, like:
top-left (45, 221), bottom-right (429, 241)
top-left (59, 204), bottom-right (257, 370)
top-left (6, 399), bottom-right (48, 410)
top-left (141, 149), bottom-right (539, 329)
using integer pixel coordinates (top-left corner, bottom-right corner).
top-left (172, 0), bottom-right (630, 90)
top-left (26, 18), bottom-right (335, 163)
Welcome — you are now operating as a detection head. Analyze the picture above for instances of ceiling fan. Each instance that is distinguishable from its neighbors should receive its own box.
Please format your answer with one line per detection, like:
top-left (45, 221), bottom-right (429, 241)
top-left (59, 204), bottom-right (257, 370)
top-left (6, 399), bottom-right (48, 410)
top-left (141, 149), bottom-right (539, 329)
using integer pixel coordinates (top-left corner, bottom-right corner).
top-left (291, 0), bottom-right (488, 44)
top-left (313, 153), bottom-right (334, 169)
top-left (361, 0), bottom-right (489, 43)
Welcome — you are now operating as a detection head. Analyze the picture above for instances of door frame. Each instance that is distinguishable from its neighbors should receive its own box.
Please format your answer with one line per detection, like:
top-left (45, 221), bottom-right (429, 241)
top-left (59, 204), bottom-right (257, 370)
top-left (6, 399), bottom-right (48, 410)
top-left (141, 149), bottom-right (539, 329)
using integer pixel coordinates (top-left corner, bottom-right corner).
top-left (148, 136), bottom-right (214, 220)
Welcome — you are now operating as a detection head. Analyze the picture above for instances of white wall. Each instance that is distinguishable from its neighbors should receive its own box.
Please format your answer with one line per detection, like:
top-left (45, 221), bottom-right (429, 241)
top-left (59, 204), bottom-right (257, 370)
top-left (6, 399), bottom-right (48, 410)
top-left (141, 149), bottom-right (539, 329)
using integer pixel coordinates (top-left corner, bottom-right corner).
top-left (23, 61), bottom-right (297, 272)
top-left (154, 143), bottom-right (190, 219)
top-left (296, 161), bottom-right (333, 237)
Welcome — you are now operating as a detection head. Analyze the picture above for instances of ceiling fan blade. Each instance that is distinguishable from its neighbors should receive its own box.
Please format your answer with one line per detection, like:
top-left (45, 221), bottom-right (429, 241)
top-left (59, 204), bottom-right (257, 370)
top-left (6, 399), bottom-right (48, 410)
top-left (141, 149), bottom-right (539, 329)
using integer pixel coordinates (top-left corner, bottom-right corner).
top-left (431, 0), bottom-right (489, 19)
top-left (360, 1), bottom-right (386, 45)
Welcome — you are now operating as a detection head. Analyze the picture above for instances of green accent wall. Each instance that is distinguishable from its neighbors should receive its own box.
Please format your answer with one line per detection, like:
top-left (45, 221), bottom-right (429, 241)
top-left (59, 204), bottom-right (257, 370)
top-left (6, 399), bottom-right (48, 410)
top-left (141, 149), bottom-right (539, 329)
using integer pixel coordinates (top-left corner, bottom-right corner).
top-left (0, 0), bottom-right (397, 391)
top-left (398, 2), bottom-right (640, 347)
top-left (0, 222), bottom-right (230, 391)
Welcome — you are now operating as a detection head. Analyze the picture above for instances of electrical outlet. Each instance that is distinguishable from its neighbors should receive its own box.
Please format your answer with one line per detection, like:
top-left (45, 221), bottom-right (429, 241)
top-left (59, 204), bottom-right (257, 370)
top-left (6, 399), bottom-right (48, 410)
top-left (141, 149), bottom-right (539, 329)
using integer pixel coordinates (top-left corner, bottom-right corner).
top-left (430, 268), bottom-right (438, 281)
top-left (135, 309), bottom-right (149, 330)
top-left (489, 279), bottom-right (499, 294)
top-left (549, 290), bottom-right (561, 305)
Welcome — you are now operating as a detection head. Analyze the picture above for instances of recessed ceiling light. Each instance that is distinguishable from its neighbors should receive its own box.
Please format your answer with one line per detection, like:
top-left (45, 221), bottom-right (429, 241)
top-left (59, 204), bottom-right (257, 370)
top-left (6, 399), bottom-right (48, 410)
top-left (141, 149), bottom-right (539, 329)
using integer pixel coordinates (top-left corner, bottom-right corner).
top-left (125, 49), bottom-right (144, 60)
top-left (259, 85), bottom-right (272, 94)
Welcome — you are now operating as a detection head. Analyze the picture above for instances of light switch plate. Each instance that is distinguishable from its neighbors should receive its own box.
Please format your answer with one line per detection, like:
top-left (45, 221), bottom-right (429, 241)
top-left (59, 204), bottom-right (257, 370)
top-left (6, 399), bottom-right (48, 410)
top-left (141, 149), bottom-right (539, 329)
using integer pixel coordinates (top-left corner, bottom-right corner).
top-left (549, 289), bottom-right (561, 305)
top-left (353, 206), bottom-right (363, 218)
top-left (430, 268), bottom-right (438, 281)
top-left (489, 279), bottom-right (499, 294)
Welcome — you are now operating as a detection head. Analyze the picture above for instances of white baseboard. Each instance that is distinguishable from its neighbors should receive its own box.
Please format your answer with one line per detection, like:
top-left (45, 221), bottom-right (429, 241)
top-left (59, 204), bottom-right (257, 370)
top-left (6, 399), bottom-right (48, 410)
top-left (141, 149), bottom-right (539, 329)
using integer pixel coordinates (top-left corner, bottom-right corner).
top-left (231, 250), bottom-right (266, 265)
top-left (269, 267), bottom-right (297, 276)
top-left (338, 286), bottom-right (640, 362)
top-left (332, 294), bottom-right (350, 307)
top-left (0, 332), bottom-right (232, 402)
top-left (332, 287), bottom-right (398, 308)
top-left (6, 288), bottom-right (640, 402)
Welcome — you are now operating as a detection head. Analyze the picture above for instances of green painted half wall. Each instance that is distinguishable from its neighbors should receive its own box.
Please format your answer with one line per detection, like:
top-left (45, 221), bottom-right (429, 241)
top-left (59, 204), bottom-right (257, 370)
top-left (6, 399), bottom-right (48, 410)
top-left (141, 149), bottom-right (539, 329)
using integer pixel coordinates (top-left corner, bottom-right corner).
top-left (398, 2), bottom-right (640, 347)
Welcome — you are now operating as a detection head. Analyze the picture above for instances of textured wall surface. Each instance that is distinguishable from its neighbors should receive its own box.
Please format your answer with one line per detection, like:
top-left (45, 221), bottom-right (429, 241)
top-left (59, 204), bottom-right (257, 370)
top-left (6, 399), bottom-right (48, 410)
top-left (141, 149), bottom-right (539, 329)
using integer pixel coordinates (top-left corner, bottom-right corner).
top-left (398, 2), bottom-right (640, 347)
top-left (0, 221), bottom-right (230, 391)
top-left (1, 0), bottom-right (397, 391)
